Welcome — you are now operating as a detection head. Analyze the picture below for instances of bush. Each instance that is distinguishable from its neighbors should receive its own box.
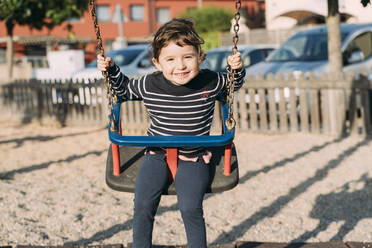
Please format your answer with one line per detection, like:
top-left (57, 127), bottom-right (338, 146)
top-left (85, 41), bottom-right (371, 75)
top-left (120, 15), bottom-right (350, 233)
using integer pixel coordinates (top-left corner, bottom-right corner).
top-left (177, 7), bottom-right (234, 33)
top-left (177, 7), bottom-right (234, 50)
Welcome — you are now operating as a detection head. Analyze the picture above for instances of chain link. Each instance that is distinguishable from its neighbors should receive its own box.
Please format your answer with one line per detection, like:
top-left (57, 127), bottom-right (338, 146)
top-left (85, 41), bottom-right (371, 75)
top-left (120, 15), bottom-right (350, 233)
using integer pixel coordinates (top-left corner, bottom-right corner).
top-left (89, 0), bottom-right (117, 132)
top-left (226, 0), bottom-right (241, 131)
top-left (89, 0), bottom-right (240, 132)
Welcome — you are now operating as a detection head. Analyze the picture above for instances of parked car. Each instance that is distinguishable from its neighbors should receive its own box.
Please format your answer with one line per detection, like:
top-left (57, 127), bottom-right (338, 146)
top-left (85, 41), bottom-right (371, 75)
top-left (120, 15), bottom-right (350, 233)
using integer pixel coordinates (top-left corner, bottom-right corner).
top-left (201, 44), bottom-right (276, 72)
top-left (72, 44), bottom-right (156, 81)
top-left (245, 23), bottom-right (372, 79)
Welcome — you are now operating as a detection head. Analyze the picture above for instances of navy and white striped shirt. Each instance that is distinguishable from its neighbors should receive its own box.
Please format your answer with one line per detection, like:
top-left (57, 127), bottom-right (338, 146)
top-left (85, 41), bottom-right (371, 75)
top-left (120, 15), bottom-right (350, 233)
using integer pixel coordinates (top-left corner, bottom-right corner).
top-left (108, 65), bottom-right (246, 156)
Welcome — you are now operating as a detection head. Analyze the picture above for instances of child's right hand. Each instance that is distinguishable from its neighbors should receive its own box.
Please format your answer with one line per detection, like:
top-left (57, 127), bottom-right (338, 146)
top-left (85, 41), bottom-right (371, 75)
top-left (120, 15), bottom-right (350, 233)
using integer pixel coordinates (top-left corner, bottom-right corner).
top-left (97, 54), bottom-right (114, 71)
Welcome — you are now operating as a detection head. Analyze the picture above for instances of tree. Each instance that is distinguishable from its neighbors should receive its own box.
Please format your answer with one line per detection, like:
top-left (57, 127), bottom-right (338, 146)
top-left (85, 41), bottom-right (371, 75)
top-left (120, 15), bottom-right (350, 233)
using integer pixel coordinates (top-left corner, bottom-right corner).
top-left (0, 0), bottom-right (89, 80)
top-left (361, 0), bottom-right (371, 6)
top-left (177, 7), bottom-right (234, 50)
top-left (327, 0), bottom-right (342, 79)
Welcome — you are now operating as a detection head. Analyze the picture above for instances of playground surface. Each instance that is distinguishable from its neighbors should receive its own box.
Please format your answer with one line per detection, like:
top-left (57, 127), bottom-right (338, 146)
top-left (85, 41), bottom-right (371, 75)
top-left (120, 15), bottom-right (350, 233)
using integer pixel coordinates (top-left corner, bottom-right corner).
top-left (0, 123), bottom-right (371, 246)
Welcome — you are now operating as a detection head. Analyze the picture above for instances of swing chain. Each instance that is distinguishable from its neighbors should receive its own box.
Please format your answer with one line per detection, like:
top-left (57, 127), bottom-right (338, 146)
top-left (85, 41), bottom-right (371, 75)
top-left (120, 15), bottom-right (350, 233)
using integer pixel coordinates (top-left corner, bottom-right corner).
top-left (89, 0), bottom-right (117, 132)
top-left (226, 0), bottom-right (241, 131)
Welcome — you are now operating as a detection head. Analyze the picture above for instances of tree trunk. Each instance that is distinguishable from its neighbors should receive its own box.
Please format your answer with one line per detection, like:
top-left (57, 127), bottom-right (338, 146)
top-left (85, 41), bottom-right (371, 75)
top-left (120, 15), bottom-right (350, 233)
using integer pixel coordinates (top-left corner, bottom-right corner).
top-left (327, 0), bottom-right (342, 80)
top-left (5, 21), bottom-right (15, 81)
top-left (326, 0), bottom-right (343, 136)
top-left (6, 35), bottom-right (14, 81)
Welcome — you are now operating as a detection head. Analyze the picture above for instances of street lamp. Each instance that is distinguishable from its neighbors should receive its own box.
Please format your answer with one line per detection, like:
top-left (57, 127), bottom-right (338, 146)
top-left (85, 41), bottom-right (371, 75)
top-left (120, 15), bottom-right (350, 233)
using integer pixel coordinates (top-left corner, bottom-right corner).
top-left (112, 4), bottom-right (128, 49)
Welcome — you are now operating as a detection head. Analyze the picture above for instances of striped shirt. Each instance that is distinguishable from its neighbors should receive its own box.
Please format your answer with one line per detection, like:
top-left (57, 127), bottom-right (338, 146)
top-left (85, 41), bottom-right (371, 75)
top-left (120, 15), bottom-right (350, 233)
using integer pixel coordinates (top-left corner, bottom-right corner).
top-left (108, 65), bottom-right (246, 156)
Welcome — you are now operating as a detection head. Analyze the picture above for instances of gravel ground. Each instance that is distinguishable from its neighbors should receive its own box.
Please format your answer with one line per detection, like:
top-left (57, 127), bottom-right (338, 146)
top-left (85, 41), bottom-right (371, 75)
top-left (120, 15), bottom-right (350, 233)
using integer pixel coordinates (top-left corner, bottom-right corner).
top-left (0, 123), bottom-right (371, 246)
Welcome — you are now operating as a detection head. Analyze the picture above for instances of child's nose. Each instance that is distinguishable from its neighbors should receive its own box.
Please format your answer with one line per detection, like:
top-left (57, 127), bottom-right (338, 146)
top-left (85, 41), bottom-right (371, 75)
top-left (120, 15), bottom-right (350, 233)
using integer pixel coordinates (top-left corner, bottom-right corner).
top-left (176, 59), bottom-right (186, 69)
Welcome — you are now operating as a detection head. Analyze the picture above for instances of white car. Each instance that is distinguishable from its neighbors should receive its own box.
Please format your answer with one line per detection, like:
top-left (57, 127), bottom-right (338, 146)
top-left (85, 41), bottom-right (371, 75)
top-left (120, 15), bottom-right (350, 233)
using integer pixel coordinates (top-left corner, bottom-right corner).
top-left (245, 23), bottom-right (372, 79)
top-left (72, 44), bottom-right (156, 81)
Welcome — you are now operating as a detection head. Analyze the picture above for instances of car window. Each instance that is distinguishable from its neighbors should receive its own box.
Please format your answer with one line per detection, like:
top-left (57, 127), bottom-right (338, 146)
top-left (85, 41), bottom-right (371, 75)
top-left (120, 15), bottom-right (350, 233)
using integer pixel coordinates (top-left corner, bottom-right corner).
top-left (137, 50), bottom-right (154, 68)
top-left (204, 51), bottom-right (221, 71)
top-left (245, 50), bottom-right (265, 67)
top-left (87, 48), bottom-right (144, 68)
top-left (220, 52), bottom-right (231, 71)
top-left (267, 35), bottom-right (308, 62)
top-left (344, 31), bottom-right (372, 64)
top-left (268, 32), bottom-right (349, 62)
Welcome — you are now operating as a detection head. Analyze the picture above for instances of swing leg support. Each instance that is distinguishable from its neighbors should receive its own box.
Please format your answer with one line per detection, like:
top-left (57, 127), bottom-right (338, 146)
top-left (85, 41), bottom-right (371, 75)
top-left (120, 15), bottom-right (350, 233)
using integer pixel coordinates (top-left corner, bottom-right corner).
top-left (112, 143), bottom-right (121, 176)
top-left (224, 143), bottom-right (232, 176)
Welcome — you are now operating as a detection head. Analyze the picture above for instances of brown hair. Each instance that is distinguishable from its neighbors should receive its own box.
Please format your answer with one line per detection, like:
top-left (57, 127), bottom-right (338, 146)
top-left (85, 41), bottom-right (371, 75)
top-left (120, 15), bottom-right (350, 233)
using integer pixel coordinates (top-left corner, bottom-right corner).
top-left (152, 18), bottom-right (205, 61)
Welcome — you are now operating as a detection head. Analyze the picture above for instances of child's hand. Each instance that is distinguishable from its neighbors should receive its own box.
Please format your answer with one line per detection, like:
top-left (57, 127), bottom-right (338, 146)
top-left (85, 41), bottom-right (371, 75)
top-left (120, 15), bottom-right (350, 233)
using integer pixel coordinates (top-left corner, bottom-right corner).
top-left (97, 54), bottom-right (114, 71)
top-left (227, 52), bottom-right (243, 70)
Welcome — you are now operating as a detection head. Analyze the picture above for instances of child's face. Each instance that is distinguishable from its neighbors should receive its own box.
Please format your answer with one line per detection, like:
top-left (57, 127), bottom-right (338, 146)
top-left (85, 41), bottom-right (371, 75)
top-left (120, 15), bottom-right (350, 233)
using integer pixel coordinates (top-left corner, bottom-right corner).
top-left (152, 41), bottom-right (201, 86)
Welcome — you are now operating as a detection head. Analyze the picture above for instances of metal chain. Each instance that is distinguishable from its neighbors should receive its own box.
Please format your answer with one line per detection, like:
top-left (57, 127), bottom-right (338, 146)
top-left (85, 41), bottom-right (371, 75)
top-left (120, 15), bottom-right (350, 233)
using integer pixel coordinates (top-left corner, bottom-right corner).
top-left (226, 0), bottom-right (241, 131)
top-left (89, 0), bottom-right (117, 131)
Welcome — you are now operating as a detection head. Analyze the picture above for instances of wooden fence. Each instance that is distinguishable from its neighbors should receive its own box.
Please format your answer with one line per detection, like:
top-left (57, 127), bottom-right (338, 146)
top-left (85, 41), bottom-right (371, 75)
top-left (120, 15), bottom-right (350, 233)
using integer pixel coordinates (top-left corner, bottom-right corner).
top-left (1, 74), bottom-right (371, 136)
top-left (0, 79), bottom-right (105, 126)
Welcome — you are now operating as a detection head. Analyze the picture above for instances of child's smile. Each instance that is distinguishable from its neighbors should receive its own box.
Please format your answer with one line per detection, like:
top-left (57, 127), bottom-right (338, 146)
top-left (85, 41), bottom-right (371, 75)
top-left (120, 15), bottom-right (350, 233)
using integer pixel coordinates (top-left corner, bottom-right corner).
top-left (152, 41), bottom-right (202, 86)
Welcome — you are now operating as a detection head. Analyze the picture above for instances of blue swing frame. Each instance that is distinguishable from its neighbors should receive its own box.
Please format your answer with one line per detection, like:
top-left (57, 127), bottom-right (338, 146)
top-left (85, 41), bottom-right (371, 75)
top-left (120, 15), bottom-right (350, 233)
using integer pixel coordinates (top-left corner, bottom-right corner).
top-left (108, 94), bottom-right (235, 147)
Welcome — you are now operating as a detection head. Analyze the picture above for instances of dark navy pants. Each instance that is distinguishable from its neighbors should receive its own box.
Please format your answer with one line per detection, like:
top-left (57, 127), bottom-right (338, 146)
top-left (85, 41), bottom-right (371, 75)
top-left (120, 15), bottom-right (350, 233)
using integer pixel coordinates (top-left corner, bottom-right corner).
top-left (132, 153), bottom-right (210, 248)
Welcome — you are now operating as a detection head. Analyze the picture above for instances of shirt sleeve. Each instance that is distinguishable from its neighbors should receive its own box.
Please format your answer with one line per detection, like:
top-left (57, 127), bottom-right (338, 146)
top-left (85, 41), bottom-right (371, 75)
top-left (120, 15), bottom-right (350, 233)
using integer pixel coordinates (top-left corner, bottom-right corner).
top-left (226, 66), bottom-right (246, 91)
top-left (107, 64), bottom-right (143, 100)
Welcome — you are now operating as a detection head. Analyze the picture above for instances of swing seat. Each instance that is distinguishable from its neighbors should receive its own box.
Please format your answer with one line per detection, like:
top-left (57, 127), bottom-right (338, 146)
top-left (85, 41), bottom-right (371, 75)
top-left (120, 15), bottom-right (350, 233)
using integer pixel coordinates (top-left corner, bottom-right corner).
top-left (105, 94), bottom-right (239, 194)
top-left (106, 143), bottom-right (239, 194)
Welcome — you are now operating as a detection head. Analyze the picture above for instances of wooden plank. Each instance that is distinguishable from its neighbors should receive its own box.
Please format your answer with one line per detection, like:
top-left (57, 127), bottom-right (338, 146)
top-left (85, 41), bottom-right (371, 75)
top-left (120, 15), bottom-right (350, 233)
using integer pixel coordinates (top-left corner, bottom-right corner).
top-left (16, 245), bottom-right (124, 248)
top-left (289, 88), bottom-right (298, 132)
top-left (361, 89), bottom-right (371, 135)
top-left (258, 88), bottom-right (268, 131)
top-left (268, 88), bottom-right (278, 131)
top-left (321, 88), bottom-right (330, 134)
top-left (233, 94), bottom-right (239, 131)
top-left (279, 88), bottom-right (288, 132)
top-left (239, 89), bottom-right (248, 131)
top-left (336, 89), bottom-right (346, 135)
top-left (236, 241), bottom-right (347, 248)
top-left (345, 242), bottom-right (372, 248)
top-left (310, 89), bottom-right (320, 133)
top-left (347, 89), bottom-right (358, 135)
top-left (248, 88), bottom-right (258, 131)
top-left (127, 101), bottom-right (135, 135)
top-left (299, 88), bottom-right (309, 132)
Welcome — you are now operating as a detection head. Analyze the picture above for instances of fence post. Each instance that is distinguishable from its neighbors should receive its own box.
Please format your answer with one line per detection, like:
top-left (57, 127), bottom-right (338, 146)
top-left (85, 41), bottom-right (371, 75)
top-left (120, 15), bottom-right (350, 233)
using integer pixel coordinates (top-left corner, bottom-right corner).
top-left (100, 79), bottom-right (109, 127)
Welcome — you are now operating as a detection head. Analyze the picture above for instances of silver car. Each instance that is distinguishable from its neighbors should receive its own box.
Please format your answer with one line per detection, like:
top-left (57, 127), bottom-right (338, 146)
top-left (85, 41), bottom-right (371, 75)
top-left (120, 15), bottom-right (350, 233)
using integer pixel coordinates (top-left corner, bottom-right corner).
top-left (72, 44), bottom-right (155, 80)
top-left (245, 23), bottom-right (372, 79)
top-left (201, 44), bottom-right (276, 72)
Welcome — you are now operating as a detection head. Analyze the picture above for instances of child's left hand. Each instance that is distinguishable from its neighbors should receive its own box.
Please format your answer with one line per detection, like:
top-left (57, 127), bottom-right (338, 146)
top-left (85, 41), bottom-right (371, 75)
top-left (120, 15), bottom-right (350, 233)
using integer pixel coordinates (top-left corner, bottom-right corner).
top-left (227, 52), bottom-right (243, 70)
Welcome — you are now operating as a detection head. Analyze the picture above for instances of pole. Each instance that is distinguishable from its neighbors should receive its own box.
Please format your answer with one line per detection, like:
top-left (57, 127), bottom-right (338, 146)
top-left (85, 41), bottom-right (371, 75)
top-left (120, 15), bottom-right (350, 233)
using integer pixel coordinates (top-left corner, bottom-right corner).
top-left (198, 0), bottom-right (202, 8)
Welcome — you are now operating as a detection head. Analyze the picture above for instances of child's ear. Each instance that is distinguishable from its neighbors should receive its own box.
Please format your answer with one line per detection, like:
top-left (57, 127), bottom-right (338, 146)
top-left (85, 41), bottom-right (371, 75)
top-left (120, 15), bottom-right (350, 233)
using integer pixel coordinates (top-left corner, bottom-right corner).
top-left (152, 58), bottom-right (162, 71)
top-left (198, 52), bottom-right (205, 65)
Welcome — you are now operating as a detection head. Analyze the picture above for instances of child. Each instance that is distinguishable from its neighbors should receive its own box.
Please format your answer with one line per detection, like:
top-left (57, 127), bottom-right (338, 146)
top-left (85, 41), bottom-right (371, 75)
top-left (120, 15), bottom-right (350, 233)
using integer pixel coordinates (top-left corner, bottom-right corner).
top-left (98, 18), bottom-right (245, 248)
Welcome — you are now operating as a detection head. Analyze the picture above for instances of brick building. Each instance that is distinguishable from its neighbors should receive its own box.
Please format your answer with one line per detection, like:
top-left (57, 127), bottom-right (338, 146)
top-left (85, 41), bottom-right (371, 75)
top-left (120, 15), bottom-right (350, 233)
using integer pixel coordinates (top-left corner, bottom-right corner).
top-left (0, 0), bottom-right (264, 62)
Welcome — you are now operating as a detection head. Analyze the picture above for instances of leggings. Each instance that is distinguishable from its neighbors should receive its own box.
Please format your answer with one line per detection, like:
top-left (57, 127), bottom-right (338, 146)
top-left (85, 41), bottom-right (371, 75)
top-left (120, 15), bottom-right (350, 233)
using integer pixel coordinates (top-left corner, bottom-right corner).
top-left (132, 152), bottom-right (210, 248)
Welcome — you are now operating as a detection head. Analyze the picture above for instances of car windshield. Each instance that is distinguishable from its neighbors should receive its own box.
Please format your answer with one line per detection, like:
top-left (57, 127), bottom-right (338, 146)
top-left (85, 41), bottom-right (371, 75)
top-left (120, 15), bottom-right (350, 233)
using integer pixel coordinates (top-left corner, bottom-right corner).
top-left (203, 50), bottom-right (231, 71)
top-left (87, 48), bottom-right (144, 68)
top-left (267, 32), bottom-right (348, 62)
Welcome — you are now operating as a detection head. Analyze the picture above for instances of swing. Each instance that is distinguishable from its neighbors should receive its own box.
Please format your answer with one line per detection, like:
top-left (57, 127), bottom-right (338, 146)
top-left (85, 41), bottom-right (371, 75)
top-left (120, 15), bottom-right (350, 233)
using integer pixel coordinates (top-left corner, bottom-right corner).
top-left (89, 0), bottom-right (242, 195)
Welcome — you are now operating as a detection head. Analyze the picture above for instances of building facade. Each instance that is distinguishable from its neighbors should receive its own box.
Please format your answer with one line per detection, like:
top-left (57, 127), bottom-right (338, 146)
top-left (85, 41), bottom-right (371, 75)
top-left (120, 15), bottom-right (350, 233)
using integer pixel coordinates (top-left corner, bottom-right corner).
top-left (265, 0), bottom-right (372, 30)
top-left (0, 0), bottom-right (264, 61)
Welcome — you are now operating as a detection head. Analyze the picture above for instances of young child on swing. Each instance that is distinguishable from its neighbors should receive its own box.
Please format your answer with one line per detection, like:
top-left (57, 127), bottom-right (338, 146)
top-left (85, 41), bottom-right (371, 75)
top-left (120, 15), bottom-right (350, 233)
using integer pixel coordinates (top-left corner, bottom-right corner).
top-left (97, 18), bottom-right (245, 248)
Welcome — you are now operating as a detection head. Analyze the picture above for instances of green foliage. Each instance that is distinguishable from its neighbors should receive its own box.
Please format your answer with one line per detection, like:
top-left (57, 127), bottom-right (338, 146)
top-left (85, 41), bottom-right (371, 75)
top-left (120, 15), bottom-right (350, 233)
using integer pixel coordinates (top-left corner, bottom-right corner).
top-left (201, 31), bottom-right (221, 51)
top-left (177, 7), bottom-right (234, 33)
top-left (0, 0), bottom-right (89, 34)
top-left (361, 0), bottom-right (370, 7)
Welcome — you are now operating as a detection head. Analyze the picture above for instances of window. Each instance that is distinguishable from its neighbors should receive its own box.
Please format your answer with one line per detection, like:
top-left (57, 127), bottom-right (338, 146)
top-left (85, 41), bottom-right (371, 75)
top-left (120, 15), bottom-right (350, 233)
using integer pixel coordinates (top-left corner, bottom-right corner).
top-left (67, 17), bottom-right (81, 23)
top-left (96, 5), bottom-right (111, 22)
top-left (130, 5), bottom-right (144, 21)
top-left (156, 8), bottom-right (170, 24)
top-left (343, 32), bottom-right (372, 65)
